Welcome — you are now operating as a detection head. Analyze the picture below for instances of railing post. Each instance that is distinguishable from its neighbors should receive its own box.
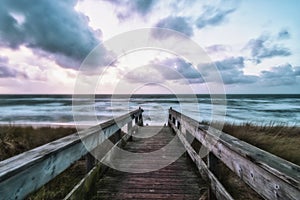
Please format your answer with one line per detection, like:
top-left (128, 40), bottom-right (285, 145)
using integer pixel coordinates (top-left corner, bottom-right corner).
top-left (177, 121), bottom-right (181, 131)
top-left (208, 152), bottom-right (219, 200)
top-left (0, 109), bottom-right (143, 200)
top-left (168, 107), bottom-right (172, 127)
top-left (115, 129), bottom-right (121, 143)
top-left (172, 117), bottom-right (176, 125)
top-left (137, 107), bottom-right (143, 126)
top-left (208, 152), bottom-right (219, 175)
top-left (86, 152), bottom-right (95, 173)
top-left (127, 120), bottom-right (132, 141)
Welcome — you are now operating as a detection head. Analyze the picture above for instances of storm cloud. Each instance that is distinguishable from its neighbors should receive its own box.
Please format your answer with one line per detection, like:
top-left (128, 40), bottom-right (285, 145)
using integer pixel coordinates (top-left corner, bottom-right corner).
top-left (124, 58), bottom-right (204, 84)
top-left (153, 16), bottom-right (193, 38)
top-left (199, 57), bottom-right (258, 84)
top-left (0, 0), bottom-right (110, 69)
top-left (260, 64), bottom-right (299, 86)
top-left (104, 0), bottom-right (156, 20)
top-left (0, 56), bottom-right (15, 78)
top-left (245, 34), bottom-right (291, 64)
top-left (158, 58), bottom-right (204, 83)
top-left (0, 56), bottom-right (27, 78)
top-left (295, 66), bottom-right (300, 76)
top-left (0, 66), bottom-right (18, 78)
top-left (122, 56), bottom-right (300, 88)
top-left (126, 56), bottom-right (258, 85)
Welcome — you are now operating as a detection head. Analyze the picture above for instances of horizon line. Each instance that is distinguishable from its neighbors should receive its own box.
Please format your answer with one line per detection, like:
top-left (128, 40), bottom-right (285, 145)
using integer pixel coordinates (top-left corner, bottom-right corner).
top-left (0, 93), bottom-right (299, 95)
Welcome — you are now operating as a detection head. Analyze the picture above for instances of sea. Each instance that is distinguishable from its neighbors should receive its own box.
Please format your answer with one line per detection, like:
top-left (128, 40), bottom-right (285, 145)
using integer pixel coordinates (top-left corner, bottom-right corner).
top-left (0, 94), bottom-right (299, 127)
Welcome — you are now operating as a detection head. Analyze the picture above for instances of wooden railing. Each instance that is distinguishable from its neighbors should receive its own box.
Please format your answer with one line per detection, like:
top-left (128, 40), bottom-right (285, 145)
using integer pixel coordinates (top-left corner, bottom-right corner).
top-left (168, 108), bottom-right (300, 200)
top-left (2, 106), bottom-right (299, 200)
top-left (0, 108), bottom-right (143, 200)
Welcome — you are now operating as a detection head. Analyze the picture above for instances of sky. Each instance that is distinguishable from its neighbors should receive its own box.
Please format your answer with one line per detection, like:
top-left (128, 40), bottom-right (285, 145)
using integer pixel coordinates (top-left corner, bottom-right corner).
top-left (0, 0), bottom-right (299, 94)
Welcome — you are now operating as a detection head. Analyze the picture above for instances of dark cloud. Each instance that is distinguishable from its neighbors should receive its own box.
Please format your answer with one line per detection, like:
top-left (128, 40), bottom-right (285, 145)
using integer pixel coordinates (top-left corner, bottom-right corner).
top-left (196, 58), bottom-right (299, 86)
top-left (125, 57), bottom-right (300, 87)
top-left (129, 56), bottom-right (257, 85)
top-left (158, 58), bottom-right (204, 83)
top-left (260, 64), bottom-right (299, 86)
top-left (245, 34), bottom-right (291, 64)
top-left (198, 57), bottom-right (258, 84)
top-left (196, 6), bottom-right (236, 29)
top-left (0, 56), bottom-right (14, 78)
top-left (215, 57), bottom-right (258, 84)
top-left (152, 16), bottom-right (193, 39)
top-left (215, 56), bottom-right (244, 70)
top-left (0, 66), bottom-right (17, 78)
top-left (0, 57), bottom-right (27, 78)
top-left (278, 29), bottom-right (290, 40)
top-left (124, 58), bottom-right (204, 84)
top-left (0, 0), bottom-right (110, 69)
top-left (295, 67), bottom-right (300, 76)
top-left (0, 56), bottom-right (9, 63)
top-left (220, 69), bottom-right (258, 84)
top-left (133, 0), bottom-right (156, 15)
top-left (151, 57), bottom-right (255, 85)
top-left (104, 0), bottom-right (156, 20)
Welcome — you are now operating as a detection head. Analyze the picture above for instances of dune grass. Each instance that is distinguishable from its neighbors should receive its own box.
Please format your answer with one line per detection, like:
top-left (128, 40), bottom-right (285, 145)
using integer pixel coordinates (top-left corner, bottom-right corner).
top-left (0, 125), bottom-right (85, 200)
top-left (0, 125), bottom-right (76, 161)
top-left (0, 122), bottom-right (299, 200)
top-left (208, 122), bottom-right (300, 200)
top-left (221, 122), bottom-right (300, 166)
top-left (26, 160), bottom-right (86, 200)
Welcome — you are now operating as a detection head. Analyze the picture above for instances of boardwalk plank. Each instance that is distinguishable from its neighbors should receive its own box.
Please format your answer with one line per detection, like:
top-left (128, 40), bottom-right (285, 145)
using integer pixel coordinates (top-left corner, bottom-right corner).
top-left (92, 126), bottom-right (207, 200)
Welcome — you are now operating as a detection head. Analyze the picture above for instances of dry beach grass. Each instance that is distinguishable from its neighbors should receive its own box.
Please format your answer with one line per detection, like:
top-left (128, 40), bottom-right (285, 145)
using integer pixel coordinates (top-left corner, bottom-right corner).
top-left (214, 122), bottom-right (300, 199)
top-left (222, 122), bottom-right (300, 165)
top-left (0, 123), bottom-right (299, 199)
top-left (0, 125), bottom-right (76, 161)
top-left (0, 125), bottom-right (85, 200)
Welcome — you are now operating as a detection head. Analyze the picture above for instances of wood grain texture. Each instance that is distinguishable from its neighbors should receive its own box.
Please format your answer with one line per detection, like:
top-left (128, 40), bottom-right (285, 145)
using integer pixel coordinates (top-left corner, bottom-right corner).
top-left (92, 126), bottom-right (208, 200)
top-left (169, 122), bottom-right (233, 200)
top-left (64, 125), bottom-right (135, 200)
top-left (0, 109), bottom-right (142, 200)
top-left (169, 108), bottom-right (300, 200)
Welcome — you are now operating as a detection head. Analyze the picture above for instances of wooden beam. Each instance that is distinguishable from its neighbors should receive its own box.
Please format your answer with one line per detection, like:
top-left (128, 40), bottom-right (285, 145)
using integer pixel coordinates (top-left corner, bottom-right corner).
top-left (86, 153), bottom-right (95, 173)
top-left (169, 122), bottom-right (233, 200)
top-left (128, 121), bottom-right (133, 141)
top-left (64, 126), bottom-right (134, 200)
top-left (169, 109), bottom-right (300, 200)
top-left (0, 109), bottom-right (142, 200)
top-left (208, 152), bottom-right (219, 200)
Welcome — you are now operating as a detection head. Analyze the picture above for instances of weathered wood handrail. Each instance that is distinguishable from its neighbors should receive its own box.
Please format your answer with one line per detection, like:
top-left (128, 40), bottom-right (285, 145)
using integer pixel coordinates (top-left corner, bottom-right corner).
top-left (64, 118), bottom-right (136, 200)
top-left (0, 108), bottom-right (143, 200)
top-left (168, 108), bottom-right (300, 200)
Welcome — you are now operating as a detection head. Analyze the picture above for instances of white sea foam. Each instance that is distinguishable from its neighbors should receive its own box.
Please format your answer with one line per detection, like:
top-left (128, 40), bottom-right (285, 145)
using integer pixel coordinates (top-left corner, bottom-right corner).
top-left (0, 95), bottom-right (299, 126)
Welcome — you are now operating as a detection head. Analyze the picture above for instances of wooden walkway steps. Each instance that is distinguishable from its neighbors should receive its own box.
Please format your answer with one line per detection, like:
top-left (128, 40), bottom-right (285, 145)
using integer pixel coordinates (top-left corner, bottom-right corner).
top-left (92, 126), bottom-right (208, 199)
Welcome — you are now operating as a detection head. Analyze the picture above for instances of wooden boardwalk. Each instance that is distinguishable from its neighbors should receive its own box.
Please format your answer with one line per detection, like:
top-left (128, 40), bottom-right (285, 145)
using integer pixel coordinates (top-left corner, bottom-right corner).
top-left (1, 108), bottom-right (300, 200)
top-left (92, 126), bottom-right (208, 199)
